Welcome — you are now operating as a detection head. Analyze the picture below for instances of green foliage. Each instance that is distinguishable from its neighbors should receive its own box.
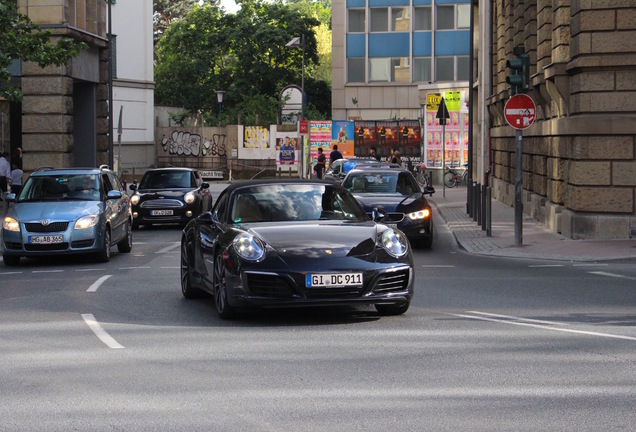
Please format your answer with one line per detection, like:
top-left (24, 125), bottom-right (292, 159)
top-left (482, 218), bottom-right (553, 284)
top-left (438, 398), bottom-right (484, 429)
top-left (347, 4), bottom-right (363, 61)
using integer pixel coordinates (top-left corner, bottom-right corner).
top-left (0, 0), bottom-right (85, 101)
top-left (154, 0), bottom-right (331, 123)
top-left (153, 0), bottom-right (199, 47)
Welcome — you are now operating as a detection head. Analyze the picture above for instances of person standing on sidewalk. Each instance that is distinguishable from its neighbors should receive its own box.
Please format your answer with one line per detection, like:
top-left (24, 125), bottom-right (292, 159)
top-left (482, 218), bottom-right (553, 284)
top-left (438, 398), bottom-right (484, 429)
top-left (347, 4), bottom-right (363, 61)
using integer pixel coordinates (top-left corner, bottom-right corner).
top-left (329, 144), bottom-right (343, 167)
top-left (10, 162), bottom-right (23, 197)
top-left (0, 152), bottom-right (12, 201)
top-left (313, 147), bottom-right (326, 179)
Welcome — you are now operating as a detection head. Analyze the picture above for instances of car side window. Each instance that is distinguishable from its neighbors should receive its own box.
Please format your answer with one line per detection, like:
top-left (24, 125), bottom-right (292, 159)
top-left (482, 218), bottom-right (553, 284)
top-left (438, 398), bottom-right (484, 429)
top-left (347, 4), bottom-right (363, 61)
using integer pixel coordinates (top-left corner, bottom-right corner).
top-left (213, 193), bottom-right (228, 222)
top-left (102, 173), bottom-right (114, 193)
top-left (193, 172), bottom-right (202, 187)
top-left (110, 173), bottom-right (124, 192)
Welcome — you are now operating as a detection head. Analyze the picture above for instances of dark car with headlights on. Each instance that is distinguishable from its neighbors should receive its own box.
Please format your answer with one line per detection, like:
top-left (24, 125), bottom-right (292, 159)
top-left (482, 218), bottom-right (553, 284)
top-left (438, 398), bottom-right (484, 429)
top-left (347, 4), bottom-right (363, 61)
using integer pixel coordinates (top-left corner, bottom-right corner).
top-left (342, 167), bottom-right (435, 249)
top-left (180, 179), bottom-right (414, 319)
top-left (1, 165), bottom-right (132, 265)
top-left (129, 167), bottom-right (211, 229)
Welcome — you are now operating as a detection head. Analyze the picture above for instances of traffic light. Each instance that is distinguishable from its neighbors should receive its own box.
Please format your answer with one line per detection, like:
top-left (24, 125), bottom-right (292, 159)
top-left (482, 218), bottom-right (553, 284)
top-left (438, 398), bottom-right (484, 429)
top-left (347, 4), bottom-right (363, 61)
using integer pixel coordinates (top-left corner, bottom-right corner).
top-left (506, 46), bottom-right (529, 95)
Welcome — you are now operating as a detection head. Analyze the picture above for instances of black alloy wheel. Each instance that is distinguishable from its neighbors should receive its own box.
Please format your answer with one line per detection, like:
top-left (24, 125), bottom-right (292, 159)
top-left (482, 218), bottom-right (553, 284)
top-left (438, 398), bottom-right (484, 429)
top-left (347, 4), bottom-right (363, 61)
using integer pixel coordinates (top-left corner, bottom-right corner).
top-left (213, 251), bottom-right (237, 319)
top-left (96, 229), bottom-right (111, 262)
top-left (117, 220), bottom-right (133, 253)
top-left (180, 240), bottom-right (201, 299)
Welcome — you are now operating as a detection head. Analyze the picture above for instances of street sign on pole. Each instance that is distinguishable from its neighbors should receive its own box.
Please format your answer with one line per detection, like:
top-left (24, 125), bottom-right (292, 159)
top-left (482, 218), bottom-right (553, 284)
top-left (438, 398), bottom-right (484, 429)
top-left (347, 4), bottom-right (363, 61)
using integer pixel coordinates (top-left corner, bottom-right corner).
top-left (505, 94), bottom-right (535, 130)
top-left (436, 97), bottom-right (450, 197)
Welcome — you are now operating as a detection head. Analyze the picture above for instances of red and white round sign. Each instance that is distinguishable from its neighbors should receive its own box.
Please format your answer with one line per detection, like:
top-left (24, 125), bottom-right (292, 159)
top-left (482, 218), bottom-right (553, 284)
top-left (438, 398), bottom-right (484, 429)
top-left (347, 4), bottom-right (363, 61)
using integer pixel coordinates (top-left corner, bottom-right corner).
top-left (504, 94), bottom-right (536, 130)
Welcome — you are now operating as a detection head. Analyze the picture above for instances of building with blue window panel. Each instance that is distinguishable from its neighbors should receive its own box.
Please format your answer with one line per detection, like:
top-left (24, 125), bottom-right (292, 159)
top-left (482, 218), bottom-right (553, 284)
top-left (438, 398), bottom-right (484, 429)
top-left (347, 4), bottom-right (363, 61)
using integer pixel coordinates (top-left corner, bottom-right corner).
top-left (332, 0), bottom-right (470, 121)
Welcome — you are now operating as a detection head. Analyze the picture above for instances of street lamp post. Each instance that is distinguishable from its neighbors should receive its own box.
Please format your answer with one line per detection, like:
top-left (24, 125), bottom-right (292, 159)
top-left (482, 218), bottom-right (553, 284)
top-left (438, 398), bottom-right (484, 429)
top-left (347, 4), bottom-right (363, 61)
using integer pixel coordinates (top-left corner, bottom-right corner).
top-left (215, 90), bottom-right (225, 127)
top-left (107, 0), bottom-right (114, 169)
top-left (285, 35), bottom-right (305, 120)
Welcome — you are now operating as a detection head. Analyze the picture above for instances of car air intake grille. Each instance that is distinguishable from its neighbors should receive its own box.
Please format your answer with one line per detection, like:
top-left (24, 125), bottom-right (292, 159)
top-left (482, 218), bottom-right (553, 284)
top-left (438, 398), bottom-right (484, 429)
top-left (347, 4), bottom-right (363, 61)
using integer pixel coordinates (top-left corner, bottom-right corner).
top-left (373, 269), bottom-right (409, 294)
top-left (25, 222), bottom-right (69, 233)
top-left (246, 274), bottom-right (295, 298)
top-left (305, 286), bottom-right (363, 298)
top-left (24, 243), bottom-right (69, 251)
top-left (140, 199), bottom-right (183, 208)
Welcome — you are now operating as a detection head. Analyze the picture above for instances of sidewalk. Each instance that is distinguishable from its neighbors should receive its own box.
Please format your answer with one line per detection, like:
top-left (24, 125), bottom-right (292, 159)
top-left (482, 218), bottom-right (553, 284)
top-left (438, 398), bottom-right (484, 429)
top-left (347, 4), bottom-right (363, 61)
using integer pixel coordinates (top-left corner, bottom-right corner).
top-left (428, 186), bottom-right (636, 262)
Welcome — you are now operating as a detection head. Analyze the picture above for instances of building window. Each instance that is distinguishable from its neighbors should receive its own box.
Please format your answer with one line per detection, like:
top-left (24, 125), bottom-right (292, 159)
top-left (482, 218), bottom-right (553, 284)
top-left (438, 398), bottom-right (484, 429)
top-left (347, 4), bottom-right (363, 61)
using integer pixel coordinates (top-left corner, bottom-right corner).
top-left (413, 6), bottom-right (432, 31)
top-left (437, 4), bottom-right (470, 30)
top-left (435, 57), bottom-right (455, 81)
top-left (458, 4), bottom-right (470, 29)
top-left (457, 56), bottom-right (470, 81)
top-left (348, 58), bottom-right (366, 83)
top-left (348, 9), bottom-right (365, 33)
top-left (391, 7), bottom-right (410, 32)
top-left (369, 58), bottom-right (390, 82)
top-left (392, 57), bottom-right (410, 82)
top-left (370, 8), bottom-right (389, 32)
top-left (413, 57), bottom-right (432, 82)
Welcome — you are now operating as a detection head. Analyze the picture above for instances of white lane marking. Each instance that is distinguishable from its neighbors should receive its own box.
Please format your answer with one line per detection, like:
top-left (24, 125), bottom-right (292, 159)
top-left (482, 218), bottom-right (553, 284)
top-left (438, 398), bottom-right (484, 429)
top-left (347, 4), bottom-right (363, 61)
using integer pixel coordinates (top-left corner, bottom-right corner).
top-left (118, 266), bottom-right (151, 270)
top-left (573, 263), bottom-right (608, 267)
top-left (76, 268), bottom-right (102, 272)
top-left (161, 266), bottom-right (180, 269)
top-left (87, 275), bottom-right (113, 293)
top-left (588, 271), bottom-right (636, 280)
top-left (466, 311), bottom-right (570, 326)
top-left (422, 265), bottom-right (455, 268)
top-left (81, 314), bottom-right (124, 349)
top-left (156, 243), bottom-right (180, 254)
top-left (529, 264), bottom-right (563, 268)
top-left (32, 270), bottom-right (64, 273)
top-left (451, 312), bottom-right (636, 341)
top-left (0, 271), bottom-right (23, 275)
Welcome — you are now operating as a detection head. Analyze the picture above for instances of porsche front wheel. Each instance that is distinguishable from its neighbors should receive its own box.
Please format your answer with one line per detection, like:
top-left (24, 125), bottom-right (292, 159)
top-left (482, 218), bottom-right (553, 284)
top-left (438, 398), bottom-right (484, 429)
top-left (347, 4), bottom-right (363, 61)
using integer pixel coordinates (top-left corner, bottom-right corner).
top-left (213, 252), bottom-right (237, 319)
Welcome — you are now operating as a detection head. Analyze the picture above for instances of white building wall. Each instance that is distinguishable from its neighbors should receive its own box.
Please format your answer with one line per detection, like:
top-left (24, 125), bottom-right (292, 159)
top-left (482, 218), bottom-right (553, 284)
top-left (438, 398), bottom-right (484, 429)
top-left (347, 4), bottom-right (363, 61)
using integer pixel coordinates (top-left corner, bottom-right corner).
top-left (111, 0), bottom-right (155, 174)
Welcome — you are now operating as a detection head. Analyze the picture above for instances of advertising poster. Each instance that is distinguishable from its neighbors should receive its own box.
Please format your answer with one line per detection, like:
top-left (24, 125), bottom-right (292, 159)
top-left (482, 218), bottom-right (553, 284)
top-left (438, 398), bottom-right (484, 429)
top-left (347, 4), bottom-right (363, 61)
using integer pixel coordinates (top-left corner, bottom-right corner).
top-left (309, 121), bottom-right (332, 164)
top-left (353, 121), bottom-right (377, 157)
top-left (331, 120), bottom-right (354, 157)
top-left (398, 120), bottom-right (421, 157)
top-left (275, 132), bottom-right (300, 169)
top-left (239, 125), bottom-right (273, 160)
top-left (376, 121), bottom-right (399, 158)
top-left (424, 91), bottom-right (468, 169)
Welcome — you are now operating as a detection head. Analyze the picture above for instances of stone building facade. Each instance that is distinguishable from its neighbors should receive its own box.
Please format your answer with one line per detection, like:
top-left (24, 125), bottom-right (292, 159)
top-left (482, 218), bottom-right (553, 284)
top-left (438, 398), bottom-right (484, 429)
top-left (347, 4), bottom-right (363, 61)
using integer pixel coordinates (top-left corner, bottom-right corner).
top-left (480, 0), bottom-right (636, 239)
top-left (16, 0), bottom-right (110, 172)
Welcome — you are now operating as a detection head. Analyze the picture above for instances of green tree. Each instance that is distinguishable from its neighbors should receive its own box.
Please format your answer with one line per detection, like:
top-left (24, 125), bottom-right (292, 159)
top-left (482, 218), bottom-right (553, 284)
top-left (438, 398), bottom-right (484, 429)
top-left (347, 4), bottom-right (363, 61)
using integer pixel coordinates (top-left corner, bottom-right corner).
top-left (155, 0), bottom-right (329, 125)
top-left (0, 0), bottom-right (85, 101)
top-left (153, 0), bottom-right (199, 47)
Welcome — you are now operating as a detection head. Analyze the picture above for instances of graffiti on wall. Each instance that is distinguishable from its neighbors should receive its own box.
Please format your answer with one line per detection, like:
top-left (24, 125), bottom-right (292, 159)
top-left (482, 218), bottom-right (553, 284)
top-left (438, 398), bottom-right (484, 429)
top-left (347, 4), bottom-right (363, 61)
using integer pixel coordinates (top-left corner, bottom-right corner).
top-left (160, 130), bottom-right (226, 157)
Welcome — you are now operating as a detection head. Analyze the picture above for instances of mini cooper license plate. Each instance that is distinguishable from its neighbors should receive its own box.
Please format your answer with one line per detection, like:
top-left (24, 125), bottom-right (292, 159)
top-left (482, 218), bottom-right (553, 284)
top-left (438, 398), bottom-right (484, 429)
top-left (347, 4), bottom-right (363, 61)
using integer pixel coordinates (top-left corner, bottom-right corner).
top-left (29, 235), bottom-right (64, 245)
top-left (151, 210), bottom-right (174, 216)
top-left (306, 273), bottom-right (363, 287)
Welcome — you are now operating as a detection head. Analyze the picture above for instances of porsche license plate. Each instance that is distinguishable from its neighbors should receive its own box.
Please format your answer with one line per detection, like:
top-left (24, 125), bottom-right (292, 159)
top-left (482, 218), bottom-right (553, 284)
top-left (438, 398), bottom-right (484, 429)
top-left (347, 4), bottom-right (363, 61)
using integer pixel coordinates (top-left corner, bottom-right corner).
top-left (306, 273), bottom-right (363, 287)
top-left (29, 235), bottom-right (64, 245)
top-left (151, 210), bottom-right (173, 216)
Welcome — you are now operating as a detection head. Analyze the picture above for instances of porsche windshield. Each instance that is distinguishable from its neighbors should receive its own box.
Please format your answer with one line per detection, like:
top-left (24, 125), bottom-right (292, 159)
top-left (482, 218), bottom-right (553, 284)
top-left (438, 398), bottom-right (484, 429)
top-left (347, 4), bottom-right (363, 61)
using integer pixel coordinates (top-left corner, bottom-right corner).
top-left (230, 184), bottom-right (369, 223)
top-left (17, 174), bottom-right (100, 202)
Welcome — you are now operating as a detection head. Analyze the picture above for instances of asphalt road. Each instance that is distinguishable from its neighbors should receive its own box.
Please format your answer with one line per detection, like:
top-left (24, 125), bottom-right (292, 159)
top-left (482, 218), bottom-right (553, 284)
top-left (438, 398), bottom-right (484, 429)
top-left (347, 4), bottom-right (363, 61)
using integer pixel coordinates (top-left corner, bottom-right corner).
top-left (0, 212), bottom-right (634, 431)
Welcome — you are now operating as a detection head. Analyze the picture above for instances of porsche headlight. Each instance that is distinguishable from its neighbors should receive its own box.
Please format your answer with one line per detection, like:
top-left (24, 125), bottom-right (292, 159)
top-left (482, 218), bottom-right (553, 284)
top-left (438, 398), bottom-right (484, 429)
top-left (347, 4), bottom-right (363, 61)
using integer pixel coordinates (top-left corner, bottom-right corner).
top-left (407, 209), bottom-right (430, 220)
top-left (3, 217), bottom-right (20, 232)
top-left (233, 233), bottom-right (265, 261)
top-left (74, 215), bottom-right (99, 230)
top-left (184, 192), bottom-right (196, 204)
top-left (380, 228), bottom-right (408, 257)
top-left (130, 194), bottom-right (140, 205)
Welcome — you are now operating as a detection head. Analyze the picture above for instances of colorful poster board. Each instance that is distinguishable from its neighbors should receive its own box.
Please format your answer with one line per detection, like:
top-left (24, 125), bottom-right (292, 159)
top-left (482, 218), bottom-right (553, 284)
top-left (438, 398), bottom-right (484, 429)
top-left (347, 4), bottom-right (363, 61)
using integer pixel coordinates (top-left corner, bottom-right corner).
top-left (331, 120), bottom-right (354, 157)
top-left (353, 120), bottom-right (421, 160)
top-left (424, 90), bottom-right (468, 169)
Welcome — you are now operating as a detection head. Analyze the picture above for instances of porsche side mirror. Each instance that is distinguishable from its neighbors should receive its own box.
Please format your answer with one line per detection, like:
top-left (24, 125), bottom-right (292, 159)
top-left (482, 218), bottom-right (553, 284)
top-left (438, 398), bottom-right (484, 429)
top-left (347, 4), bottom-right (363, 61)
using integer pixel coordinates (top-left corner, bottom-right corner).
top-left (371, 207), bottom-right (387, 222)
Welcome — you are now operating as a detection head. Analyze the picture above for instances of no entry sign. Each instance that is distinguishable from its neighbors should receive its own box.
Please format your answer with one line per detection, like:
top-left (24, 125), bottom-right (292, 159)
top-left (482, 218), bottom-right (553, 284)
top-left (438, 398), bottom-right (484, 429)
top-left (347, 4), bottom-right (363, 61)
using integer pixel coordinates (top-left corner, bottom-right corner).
top-left (505, 94), bottom-right (536, 130)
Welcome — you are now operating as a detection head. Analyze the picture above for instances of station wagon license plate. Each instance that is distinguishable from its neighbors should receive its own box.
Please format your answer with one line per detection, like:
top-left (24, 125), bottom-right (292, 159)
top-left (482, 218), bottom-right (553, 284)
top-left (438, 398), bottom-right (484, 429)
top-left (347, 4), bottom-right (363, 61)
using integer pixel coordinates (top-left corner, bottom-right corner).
top-left (151, 210), bottom-right (173, 216)
top-left (306, 273), bottom-right (363, 287)
top-left (29, 235), bottom-right (64, 245)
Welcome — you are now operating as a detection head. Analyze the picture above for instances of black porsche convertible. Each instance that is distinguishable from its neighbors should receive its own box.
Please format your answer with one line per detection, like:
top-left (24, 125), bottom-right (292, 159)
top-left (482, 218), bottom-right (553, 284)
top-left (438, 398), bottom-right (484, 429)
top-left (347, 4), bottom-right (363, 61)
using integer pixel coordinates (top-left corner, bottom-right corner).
top-left (180, 179), bottom-right (414, 319)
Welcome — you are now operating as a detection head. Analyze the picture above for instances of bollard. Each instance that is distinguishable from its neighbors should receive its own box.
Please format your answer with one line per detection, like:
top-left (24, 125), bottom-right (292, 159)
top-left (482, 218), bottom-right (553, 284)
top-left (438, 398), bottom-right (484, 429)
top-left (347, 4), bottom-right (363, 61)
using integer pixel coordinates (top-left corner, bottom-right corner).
top-left (481, 184), bottom-right (487, 231)
top-left (472, 182), bottom-right (479, 222)
top-left (486, 186), bottom-right (492, 236)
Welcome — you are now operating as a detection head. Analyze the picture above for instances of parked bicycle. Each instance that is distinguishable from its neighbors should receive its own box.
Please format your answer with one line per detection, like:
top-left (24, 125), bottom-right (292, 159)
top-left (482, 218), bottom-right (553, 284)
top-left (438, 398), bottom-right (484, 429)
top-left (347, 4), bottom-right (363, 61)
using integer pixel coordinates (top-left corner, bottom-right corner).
top-left (407, 160), bottom-right (431, 188)
top-left (444, 162), bottom-right (468, 188)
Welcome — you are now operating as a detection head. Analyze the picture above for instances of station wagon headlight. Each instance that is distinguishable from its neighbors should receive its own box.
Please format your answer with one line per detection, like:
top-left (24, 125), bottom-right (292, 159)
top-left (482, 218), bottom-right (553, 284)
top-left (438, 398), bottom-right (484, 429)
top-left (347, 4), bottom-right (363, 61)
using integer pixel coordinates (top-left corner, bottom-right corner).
top-left (380, 228), bottom-right (408, 257)
top-left (233, 232), bottom-right (265, 261)
top-left (407, 209), bottom-right (430, 220)
top-left (3, 217), bottom-right (20, 232)
top-left (184, 191), bottom-right (196, 204)
top-left (130, 194), bottom-right (140, 205)
top-left (74, 215), bottom-right (99, 230)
